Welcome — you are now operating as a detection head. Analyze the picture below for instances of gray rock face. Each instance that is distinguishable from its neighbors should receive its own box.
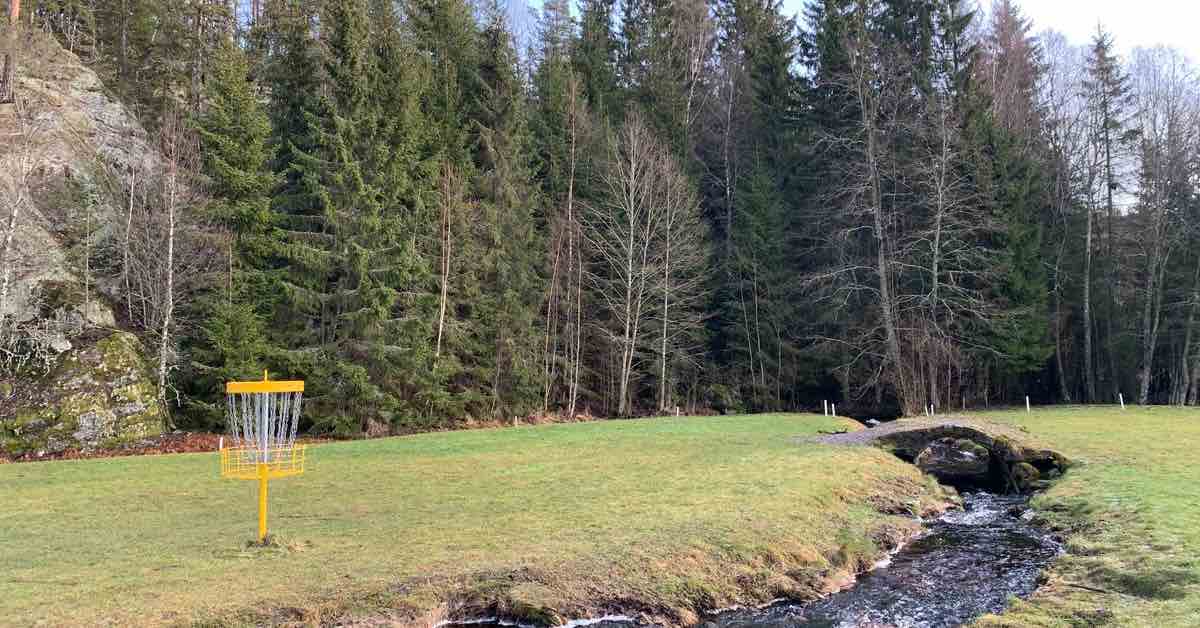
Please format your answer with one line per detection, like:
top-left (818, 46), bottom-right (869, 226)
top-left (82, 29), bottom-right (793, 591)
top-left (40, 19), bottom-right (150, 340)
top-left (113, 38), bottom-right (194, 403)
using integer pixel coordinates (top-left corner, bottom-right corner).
top-left (1, 32), bottom-right (164, 455)
top-left (3, 31), bottom-right (150, 328)
top-left (914, 437), bottom-right (992, 485)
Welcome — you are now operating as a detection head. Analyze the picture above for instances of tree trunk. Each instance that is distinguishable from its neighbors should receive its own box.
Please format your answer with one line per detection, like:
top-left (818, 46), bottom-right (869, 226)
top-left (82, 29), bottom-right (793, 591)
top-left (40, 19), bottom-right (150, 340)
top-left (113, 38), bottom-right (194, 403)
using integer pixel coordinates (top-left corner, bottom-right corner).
top-left (1052, 229), bottom-right (1072, 402)
top-left (1083, 203), bottom-right (1096, 402)
top-left (0, 176), bottom-right (19, 314)
top-left (157, 160), bottom-right (177, 410)
top-left (1137, 219), bottom-right (1164, 405)
top-left (566, 81), bottom-right (581, 419)
top-left (542, 237), bottom-right (562, 412)
top-left (659, 226), bottom-right (670, 412)
top-left (434, 167), bottom-right (453, 362)
top-left (1180, 257), bottom-right (1200, 405)
top-left (119, 0), bottom-right (129, 81)
top-left (0, 0), bottom-right (16, 105)
top-left (864, 118), bottom-right (908, 415)
top-left (123, 169), bottom-right (137, 323)
top-left (567, 199), bottom-right (581, 413)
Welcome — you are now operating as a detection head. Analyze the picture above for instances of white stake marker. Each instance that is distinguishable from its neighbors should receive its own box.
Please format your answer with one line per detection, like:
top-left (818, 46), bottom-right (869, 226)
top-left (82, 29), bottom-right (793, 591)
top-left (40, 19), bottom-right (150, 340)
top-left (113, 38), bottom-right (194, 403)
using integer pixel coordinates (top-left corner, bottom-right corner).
top-left (1025, 396), bottom-right (1031, 413)
top-left (218, 436), bottom-right (223, 451)
top-left (1119, 393), bottom-right (1125, 410)
top-left (823, 399), bottom-right (828, 416)
top-left (831, 403), bottom-right (837, 417)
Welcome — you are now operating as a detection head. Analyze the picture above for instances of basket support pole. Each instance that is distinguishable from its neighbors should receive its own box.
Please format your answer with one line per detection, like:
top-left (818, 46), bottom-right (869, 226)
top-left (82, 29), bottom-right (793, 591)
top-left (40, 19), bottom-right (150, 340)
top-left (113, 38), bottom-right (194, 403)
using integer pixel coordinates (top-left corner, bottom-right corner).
top-left (257, 462), bottom-right (269, 542)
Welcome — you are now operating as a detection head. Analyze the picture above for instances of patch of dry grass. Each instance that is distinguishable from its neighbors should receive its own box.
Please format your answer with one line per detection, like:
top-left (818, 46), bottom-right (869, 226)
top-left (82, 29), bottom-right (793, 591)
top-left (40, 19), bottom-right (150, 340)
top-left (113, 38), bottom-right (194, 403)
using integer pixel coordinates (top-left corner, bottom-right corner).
top-left (0, 413), bottom-right (950, 626)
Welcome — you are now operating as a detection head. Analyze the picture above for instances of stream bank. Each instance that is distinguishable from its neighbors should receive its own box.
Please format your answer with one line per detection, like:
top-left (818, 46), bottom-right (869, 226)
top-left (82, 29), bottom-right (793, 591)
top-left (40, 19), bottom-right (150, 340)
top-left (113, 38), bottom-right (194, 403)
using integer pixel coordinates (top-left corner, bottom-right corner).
top-left (430, 419), bottom-right (1072, 628)
top-left (438, 491), bottom-right (1062, 628)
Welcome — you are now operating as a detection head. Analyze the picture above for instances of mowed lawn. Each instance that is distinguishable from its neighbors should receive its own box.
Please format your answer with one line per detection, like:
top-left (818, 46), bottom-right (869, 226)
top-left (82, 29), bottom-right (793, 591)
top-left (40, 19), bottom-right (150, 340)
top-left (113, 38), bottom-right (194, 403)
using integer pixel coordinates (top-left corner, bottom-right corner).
top-left (0, 414), bottom-right (944, 627)
top-left (972, 406), bottom-right (1200, 627)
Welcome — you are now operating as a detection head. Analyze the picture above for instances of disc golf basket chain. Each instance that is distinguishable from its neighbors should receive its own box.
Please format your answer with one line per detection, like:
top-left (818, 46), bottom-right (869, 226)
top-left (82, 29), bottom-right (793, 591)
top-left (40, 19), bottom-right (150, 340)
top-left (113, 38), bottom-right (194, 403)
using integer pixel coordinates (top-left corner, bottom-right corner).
top-left (221, 371), bottom-right (306, 542)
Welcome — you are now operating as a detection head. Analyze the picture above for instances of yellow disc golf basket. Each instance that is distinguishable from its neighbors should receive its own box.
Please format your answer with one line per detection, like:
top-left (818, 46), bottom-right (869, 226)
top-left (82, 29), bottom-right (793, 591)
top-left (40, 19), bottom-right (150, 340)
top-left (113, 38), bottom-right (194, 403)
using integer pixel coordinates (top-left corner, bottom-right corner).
top-left (221, 372), bottom-right (306, 542)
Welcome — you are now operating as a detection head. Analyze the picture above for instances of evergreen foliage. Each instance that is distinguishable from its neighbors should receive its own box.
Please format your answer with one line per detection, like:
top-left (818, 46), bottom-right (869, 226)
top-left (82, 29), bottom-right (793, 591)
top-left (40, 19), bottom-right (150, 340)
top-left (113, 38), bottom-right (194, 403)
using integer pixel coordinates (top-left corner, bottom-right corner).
top-left (39, 0), bottom-right (1200, 432)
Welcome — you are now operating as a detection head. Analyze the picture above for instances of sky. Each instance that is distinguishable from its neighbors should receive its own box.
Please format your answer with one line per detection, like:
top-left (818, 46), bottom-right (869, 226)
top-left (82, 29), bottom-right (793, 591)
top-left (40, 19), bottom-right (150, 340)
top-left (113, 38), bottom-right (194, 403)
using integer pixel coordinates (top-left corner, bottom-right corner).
top-left (518, 0), bottom-right (1200, 66)
top-left (773, 0), bottom-right (1200, 63)
top-left (1015, 0), bottom-right (1200, 62)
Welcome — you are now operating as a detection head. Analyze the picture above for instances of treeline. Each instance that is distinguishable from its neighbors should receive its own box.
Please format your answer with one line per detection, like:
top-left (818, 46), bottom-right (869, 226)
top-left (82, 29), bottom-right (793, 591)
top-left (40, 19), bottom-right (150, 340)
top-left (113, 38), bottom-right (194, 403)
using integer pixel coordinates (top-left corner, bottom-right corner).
top-left (19, 0), bottom-right (1200, 430)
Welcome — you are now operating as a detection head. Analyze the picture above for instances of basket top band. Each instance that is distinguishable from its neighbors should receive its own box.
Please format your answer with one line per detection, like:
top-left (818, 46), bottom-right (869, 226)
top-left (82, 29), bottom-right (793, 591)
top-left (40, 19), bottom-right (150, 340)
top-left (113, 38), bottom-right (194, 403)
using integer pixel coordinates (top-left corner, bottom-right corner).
top-left (226, 380), bottom-right (305, 393)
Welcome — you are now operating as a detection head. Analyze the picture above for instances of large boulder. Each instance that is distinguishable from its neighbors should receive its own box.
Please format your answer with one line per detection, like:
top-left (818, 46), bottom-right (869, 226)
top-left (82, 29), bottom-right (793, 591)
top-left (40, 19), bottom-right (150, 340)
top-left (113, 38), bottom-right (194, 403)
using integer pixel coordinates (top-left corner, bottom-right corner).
top-left (914, 437), bottom-right (992, 486)
top-left (1, 331), bottom-right (164, 454)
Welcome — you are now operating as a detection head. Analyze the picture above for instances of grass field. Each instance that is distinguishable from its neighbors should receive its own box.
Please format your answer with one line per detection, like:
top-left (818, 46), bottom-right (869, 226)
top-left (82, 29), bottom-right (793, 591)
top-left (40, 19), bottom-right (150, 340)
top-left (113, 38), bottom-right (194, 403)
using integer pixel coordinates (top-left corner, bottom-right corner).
top-left (970, 406), bottom-right (1200, 627)
top-left (0, 413), bottom-right (948, 627)
top-left (8, 407), bottom-right (1199, 628)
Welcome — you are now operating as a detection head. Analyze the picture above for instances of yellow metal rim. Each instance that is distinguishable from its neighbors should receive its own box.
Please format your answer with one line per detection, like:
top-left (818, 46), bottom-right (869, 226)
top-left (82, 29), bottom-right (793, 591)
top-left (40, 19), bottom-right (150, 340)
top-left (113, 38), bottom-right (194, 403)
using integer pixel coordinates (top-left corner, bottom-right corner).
top-left (225, 380), bottom-right (305, 393)
top-left (219, 445), bottom-right (307, 480)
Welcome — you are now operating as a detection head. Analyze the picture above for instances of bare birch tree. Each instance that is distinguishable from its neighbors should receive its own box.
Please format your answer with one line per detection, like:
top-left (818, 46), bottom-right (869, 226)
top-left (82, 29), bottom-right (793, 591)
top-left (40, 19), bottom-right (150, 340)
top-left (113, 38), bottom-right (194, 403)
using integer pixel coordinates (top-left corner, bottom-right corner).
top-left (583, 112), bottom-right (666, 416)
top-left (115, 109), bottom-right (215, 415)
top-left (1129, 46), bottom-right (1197, 404)
top-left (1041, 30), bottom-right (1089, 402)
top-left (541, 76), bottom-right (591, 417)
top-left (653, 141), bottom-right (709, 413)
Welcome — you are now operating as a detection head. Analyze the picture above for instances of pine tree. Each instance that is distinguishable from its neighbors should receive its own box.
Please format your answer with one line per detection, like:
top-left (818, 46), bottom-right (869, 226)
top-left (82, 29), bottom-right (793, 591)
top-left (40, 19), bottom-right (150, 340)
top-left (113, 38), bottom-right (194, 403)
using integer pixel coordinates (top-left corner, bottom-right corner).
top-left (469, 4), bottom-right (546, 418)
top-left (195, 38), bottom-right (276, 265)
top-left (182, 36), bottom-right (278, 428)
top-left (574, 0), bottom-right (620, 115)
top-left (531, 0), bottom-right (577, 203)
top-left (265, 0), bottom-right (439, 434)
top-left (1083, 26), bottom-right (1137, 398)
top-left (963, 1), bottom-right (1053, 394)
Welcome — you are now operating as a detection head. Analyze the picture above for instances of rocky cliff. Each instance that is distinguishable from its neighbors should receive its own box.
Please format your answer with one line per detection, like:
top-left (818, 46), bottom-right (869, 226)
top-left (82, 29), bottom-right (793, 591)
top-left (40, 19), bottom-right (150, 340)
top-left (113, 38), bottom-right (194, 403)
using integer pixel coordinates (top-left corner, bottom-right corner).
top-left (0, 31), bottom-right (163, 454)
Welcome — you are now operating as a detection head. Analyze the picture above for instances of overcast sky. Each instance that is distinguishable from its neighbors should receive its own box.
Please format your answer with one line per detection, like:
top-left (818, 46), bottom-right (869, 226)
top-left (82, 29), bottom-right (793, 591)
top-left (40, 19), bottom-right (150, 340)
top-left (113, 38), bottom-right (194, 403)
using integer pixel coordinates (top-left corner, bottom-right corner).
top-left (1015, 0), bottom-right (1200, 62)
top-left (523, 1), bottom-right (1199, 64)
top-left (771, 0), bottom-right (1200, 63)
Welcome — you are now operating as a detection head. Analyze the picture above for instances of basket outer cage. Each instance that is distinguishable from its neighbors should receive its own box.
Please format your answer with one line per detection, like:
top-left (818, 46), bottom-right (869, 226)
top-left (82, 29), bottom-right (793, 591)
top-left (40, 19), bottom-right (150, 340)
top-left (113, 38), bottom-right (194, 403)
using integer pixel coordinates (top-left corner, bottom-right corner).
top-left (220, 444), bottom-right (307, 480)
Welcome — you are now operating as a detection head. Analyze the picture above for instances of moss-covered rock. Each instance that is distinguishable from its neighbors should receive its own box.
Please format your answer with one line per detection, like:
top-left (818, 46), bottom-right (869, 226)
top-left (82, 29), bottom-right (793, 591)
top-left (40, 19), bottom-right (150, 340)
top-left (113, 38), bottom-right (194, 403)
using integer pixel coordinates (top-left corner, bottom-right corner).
top-left (1, 331), bottom-right (163, 454)
top-left (1010, 461), bottom-right (1041, 492)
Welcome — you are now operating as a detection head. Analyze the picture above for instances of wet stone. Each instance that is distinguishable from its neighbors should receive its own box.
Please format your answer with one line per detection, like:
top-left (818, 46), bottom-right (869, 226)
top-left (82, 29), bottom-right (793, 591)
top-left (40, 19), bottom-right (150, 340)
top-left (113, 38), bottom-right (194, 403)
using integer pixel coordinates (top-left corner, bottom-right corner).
top-left (914, 437), bottom-right (992, 486)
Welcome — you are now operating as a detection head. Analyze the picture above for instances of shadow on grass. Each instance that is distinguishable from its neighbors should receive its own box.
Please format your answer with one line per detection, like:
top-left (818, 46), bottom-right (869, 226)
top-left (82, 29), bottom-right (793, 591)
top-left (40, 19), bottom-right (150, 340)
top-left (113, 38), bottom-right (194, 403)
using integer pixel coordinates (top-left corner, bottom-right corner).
top-left (1092, 563), bottom-right (1200, 600)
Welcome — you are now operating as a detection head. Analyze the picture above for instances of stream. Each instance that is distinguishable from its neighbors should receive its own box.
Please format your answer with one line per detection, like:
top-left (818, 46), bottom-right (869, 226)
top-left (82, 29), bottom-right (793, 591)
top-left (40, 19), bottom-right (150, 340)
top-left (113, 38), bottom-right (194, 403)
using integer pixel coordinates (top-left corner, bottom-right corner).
top-left (703, 492), bottom-right (1061, 628)
top-left (445, 491), bottom-right (1061, 628)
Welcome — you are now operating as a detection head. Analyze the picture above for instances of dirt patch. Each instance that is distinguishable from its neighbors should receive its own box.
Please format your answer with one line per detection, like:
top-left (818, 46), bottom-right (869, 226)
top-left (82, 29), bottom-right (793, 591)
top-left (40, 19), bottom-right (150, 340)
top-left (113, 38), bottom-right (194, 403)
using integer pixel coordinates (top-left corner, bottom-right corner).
top-left (0, 431), bottom-right (331, 463)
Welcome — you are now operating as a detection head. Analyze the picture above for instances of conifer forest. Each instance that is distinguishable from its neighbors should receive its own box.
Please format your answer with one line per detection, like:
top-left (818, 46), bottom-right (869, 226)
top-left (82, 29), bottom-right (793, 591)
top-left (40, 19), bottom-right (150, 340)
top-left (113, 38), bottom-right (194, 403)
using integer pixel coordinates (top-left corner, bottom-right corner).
top-left (7, 0), bottom-right (1200, 433)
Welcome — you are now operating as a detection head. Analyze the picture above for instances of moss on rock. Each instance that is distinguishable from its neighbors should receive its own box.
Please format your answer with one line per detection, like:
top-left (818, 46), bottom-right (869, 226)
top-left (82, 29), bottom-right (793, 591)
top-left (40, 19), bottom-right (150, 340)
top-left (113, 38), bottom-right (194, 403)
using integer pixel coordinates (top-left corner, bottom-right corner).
top-left (1010, 461), bottom-right (1041, 492)
top-left (1, 331), bottom-right (163, 454)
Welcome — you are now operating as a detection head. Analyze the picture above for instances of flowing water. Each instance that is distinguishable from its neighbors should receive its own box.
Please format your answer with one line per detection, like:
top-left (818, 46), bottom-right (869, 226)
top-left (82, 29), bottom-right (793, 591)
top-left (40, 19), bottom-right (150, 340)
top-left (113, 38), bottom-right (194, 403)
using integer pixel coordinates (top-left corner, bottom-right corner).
top-left (444, 492), bottom-right (1061, 628)
top-left (704, 492), bottom-right (1061, 628)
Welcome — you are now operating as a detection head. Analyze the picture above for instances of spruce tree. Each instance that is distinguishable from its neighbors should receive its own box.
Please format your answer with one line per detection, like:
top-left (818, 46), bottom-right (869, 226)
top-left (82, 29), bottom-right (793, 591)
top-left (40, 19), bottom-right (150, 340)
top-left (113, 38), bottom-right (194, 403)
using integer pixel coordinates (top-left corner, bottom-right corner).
top-left (466, 3), bottom-right (546, 418)
top-left (266, 0), bottom-right (439, 433)
top-left (1083, 26), bottom-right (1137, 397)
top-left (574, 0), bottom-right (620, 115)
top-left (182, 37), bottom-right (278, 429)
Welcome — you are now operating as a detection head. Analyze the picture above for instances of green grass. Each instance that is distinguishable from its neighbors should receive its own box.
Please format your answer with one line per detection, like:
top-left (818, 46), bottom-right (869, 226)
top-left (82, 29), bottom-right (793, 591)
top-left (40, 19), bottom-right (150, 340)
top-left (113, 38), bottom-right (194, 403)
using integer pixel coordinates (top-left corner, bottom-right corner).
top-left (0, 414), bottom-right (948, 627)
top-left (967, 406), bottom-right (1200, 627)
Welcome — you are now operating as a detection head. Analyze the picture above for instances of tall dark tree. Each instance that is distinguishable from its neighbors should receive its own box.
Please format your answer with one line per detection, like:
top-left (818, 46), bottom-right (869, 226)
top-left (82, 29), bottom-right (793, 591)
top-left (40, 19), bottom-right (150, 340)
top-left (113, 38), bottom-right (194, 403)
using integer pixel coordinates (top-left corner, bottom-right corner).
top-left (1083, 26), bottom-right (1137, 399)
